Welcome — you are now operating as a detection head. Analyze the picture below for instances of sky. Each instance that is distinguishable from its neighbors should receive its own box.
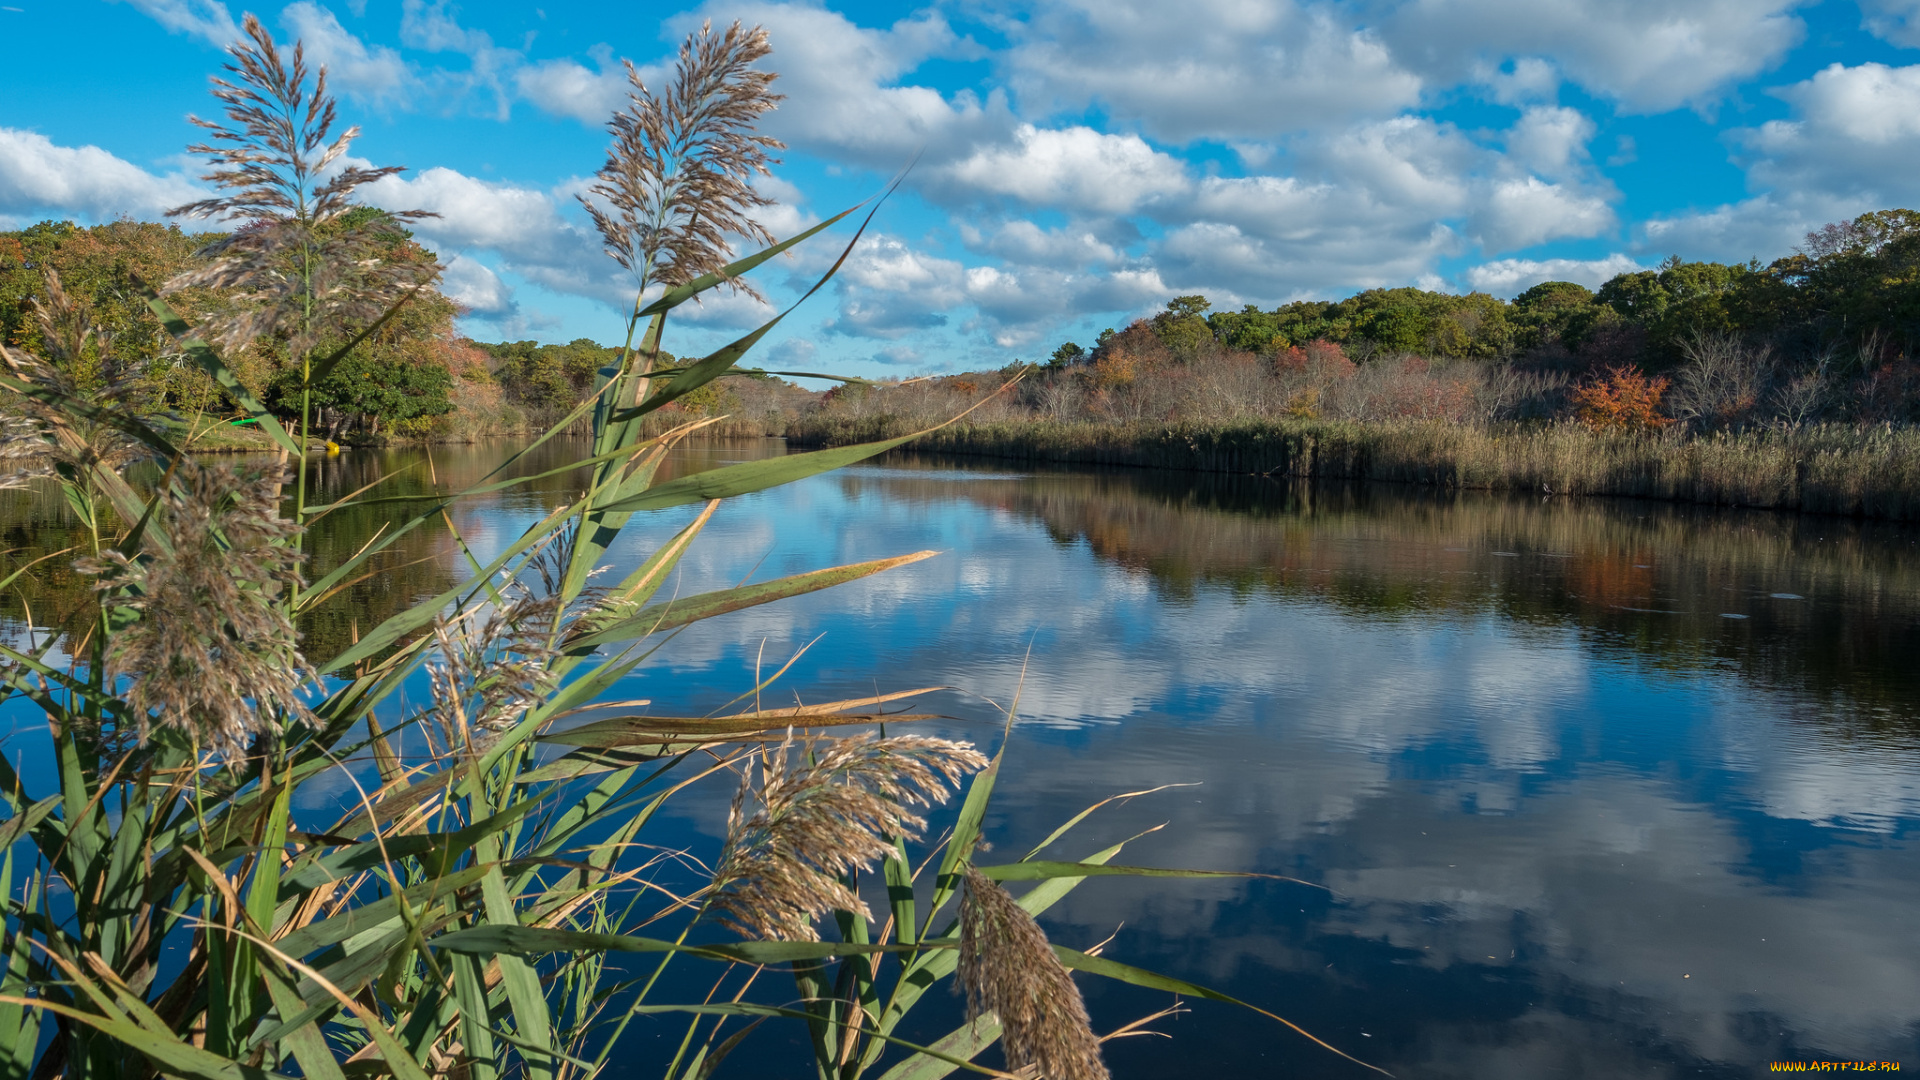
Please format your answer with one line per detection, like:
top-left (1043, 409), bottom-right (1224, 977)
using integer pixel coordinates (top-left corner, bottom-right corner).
top-left (5, 0), bottom-right (1920, 376)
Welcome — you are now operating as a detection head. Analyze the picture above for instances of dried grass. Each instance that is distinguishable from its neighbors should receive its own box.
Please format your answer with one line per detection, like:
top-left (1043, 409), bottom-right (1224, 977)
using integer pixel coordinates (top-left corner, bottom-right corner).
top-left (708, 732), bottom-right (986, 941)
top-left (77, 462), bottom-right (311, 756)
top-left (959, 868), bottom-right (1110, 1080)
top-left (582, 20), bottom-right (783, 299)
top-left (164, 14), bottom-right (437, 359)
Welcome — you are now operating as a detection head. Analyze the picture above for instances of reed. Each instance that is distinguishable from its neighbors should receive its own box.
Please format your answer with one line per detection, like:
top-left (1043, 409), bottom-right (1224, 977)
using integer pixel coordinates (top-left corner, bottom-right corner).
top-left (0, 19), bottom-right (1377, 1080)
top-left (786, 415), bottom-right (1920, 519)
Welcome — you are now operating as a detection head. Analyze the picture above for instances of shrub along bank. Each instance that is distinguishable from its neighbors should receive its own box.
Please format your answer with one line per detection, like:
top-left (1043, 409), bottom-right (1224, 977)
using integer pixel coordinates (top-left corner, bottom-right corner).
top-left (786, 416), bottom-right (1920, 520)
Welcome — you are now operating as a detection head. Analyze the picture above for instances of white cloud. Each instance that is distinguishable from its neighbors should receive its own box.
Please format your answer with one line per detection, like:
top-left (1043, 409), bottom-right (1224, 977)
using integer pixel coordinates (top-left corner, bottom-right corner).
top-left (1860, 0), bottom-right (1920, 48)
top-left (1637, 194), bottom-right (1849, 265)
top-left (399, 0), bottom-right (521, 117)
top-left (929, 125), bottom-right (1191, 215)
top-left (960, 220), bottom-right (1125, 269)
top-left (1505, 106), bottom-right (1595, 179)
top-left (1464, 253), bottom-right (1644, 295)
top-left (1643, 61), bottom-right (1920, 264)
top-left (1374, 0), bottom-right (1808, 113)
top-left (0, 128), bottom-right (202, 221)
top-left (685, 2), bottom-right (1006, 170)
top-left (1736, 62), bottom-right (1920, 198)
top-left (1007, 0), bottom-right (1423, 142)
top-left (440, 254), bottom-right (512, 314)
top-left (1476, 56), bottom-right (1561, 105)
top-left (826, 234), bottom-right (966, 338)
top-left (111, 0), bottom-right (238, 48)
top-left (1472, 176), bottom-right (1616, 251)
top-left (282, 3), bottom-right (417, 107)
top-left (515, 52), bottom-right (631, 125)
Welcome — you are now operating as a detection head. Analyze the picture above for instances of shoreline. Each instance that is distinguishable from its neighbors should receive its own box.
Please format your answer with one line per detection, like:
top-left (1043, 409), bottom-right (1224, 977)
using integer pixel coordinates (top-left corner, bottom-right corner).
top-left (785, 417), bottom-right (1920, 521)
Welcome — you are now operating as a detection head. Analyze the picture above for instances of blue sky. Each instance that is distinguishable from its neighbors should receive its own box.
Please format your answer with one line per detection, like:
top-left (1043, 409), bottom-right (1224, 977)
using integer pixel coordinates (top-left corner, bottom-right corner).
top-left (5, 0), bottom-right (1920, 376)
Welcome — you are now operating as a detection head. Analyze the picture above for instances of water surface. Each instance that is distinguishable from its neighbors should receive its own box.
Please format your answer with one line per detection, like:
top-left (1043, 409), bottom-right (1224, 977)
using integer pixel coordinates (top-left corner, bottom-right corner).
top-left (5, 440), bottom-right (1918, 1078)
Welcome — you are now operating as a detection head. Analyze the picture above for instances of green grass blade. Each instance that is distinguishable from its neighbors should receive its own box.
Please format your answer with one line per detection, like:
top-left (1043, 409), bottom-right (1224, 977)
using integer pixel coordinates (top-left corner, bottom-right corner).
top-left (451, 951), bottom-right (501, 1080)
top-left (138, 284), bottom-right (302, 456)
top-left (430, 925), bottom-right (932, 966)
top-left (873, 1015), bottom-right (1001, 1080)
top-left (0, 997), bottom-right (300, 1080)
top-left (593, 434), bottom-right (941, 514)
top-left (566, 551), bottom-right (938, 651)
top-left (1051, 947), bottom-right (1391, 1077)
top-left (258, 964), bottom-right (349, 1080)
top-left (973, 861), bottom-right (1322, 888)
top-left (539, 711), bottom-right (936, 749)
top-left (633, 208), bottom-right (858, 321)
top-left (479, 861), bottom-right (556, 1080)
top-left (623, 1004), bottom-right (1004, 1079)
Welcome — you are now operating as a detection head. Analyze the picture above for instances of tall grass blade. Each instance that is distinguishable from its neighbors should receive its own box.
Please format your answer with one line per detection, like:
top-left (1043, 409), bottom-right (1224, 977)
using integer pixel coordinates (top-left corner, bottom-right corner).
top-left (138, 284), bottom-right (302, 456)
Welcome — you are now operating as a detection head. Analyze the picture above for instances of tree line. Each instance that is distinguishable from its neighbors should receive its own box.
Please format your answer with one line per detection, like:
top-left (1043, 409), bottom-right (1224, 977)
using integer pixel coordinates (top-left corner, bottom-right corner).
top-left (1, 217), bottom-right (817, 441)
top-left (1, 216), bottom-right (469, 440)
top-left (1039, 208), bottom-right (1920, 427)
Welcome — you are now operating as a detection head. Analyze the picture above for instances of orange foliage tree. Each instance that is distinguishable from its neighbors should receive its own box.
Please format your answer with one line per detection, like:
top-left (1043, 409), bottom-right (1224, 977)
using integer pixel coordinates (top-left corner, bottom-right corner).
top-left (1571, 364), bottom-right (1673, 430)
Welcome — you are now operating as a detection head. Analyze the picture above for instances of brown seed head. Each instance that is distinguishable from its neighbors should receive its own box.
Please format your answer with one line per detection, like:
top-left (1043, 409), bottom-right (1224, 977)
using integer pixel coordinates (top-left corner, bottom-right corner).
top-left (77, 462), bottom-right (312, 757)
top-left (959, 868), bottom-right (1111, 1080)
top-left (707, 732), bottom-right (986, 941)
top-left (165, 14), bottom-right (438, 359)
top-left (425, 590), bottom-right (562, 750)
top-left (582, 20), bottom-right (784, 299)
top-left (0, 268), bottom-right (161, 485)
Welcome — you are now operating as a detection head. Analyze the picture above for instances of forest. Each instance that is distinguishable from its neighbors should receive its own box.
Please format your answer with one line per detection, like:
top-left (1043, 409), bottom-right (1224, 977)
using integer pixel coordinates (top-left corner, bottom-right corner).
top-left (7, 207), bottom-right (1920, 442)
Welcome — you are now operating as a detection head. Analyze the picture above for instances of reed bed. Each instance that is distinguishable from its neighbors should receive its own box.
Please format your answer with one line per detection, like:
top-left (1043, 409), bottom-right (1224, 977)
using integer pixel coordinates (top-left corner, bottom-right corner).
top-left (0, 18), bottom-right (1374, 1080)
top-left (787, 416), bottom-right (1920, 519)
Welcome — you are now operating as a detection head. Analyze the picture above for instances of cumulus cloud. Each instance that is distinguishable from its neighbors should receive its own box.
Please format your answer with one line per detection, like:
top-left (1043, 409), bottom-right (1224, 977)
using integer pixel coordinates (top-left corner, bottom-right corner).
top-left (1006, 0), bottom-right (1423, 142)
top-left (1642, 61), bottom-right (1920, 265)
top-left (1475, 56), bottom-right (1561, 105)
top-left (0, 129), bottom-right (202, 221)
top-left (683, 1), bottom-right (1009, 170)
top-left (1151, 111), bottom-right (1616, 298)
top-left (1859, 0), bottom-right (1920, 48)
top-left (110, 0), bottom-right (238, 48)
top-left (515, 51), bottom-right (633, 125)
top-left (1736, 62), bottom-right (1920, 200)
top-left (282, 2), bottom-right (417, 107)
top-left (1472, 176), bottom-right (1615, 251)
top-left (825, 234), bottom-right (965, 338)
top-left (959, 220), bottom-right (1126, 269)
top-left (928, 125), bottom-right (1191, 215)
top-left (439, 254), bottom-right (513, 314)
top-left (1373, 0), bottom-right (1807, 113)
top-left (1464, 253), bottom-right (1644, 295)
top-left (1505, 106), bottom-right (1596, 179)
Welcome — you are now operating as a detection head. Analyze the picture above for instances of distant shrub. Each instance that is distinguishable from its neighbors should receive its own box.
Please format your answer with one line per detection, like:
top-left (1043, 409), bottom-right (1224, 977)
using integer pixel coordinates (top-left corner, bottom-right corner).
top-left (1572, 365), bottom-right (1673, 431)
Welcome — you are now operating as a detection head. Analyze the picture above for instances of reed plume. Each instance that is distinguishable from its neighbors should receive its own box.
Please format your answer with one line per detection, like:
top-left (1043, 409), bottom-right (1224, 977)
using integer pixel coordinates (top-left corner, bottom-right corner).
top-left (425, 591), bottom-right (563, 748)
top-left (708, 732), bottom-right (986, 941)
top-left (76, 462), bottom-right (311, 756)
top-left (582, 20), bottom-right (784, 300)
top-left (165, 13), bottom-right (437, 359)
top-left (0, 268), bottom-right (158, 484)
top-left (959, 868), bottom-right (1110, 1080)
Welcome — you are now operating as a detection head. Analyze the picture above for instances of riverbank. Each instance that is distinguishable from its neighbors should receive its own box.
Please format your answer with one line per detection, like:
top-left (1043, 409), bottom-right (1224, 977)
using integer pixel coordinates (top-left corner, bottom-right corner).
top-left (785, 416), bottom-right (1920, 520)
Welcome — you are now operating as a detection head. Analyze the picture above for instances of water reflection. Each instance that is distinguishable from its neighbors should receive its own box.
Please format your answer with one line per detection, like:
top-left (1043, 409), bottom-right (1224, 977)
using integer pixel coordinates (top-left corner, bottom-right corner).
top-left (4, 442), bottom-right (1918, 1077)
top-left (624, 452), bottom-right (1920, 1076)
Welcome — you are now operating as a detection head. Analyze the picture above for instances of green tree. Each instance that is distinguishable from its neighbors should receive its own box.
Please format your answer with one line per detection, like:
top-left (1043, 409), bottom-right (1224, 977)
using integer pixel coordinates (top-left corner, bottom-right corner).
top-left (0, 219), bottom-right (227, 407)
top-left (1151, 295), bottom-right (1214, 355)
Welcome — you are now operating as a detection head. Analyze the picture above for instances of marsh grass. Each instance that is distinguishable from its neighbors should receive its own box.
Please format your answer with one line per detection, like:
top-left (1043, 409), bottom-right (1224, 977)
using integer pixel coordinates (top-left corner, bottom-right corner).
top-left (787, 415), bottom-right (1920, 519)
top-left (0, 18), bottom-right (1376, 1080)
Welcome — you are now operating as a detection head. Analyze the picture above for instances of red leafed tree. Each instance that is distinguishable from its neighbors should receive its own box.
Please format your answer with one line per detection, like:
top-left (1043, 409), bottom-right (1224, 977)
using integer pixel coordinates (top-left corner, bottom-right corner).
top-left (1571, 365), bottom-right (1674, 430)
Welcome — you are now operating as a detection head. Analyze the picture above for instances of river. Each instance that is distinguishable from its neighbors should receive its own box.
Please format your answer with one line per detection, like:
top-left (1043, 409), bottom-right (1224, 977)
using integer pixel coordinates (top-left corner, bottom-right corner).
top-left (4, 438), bottom-right (1918, 1078)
